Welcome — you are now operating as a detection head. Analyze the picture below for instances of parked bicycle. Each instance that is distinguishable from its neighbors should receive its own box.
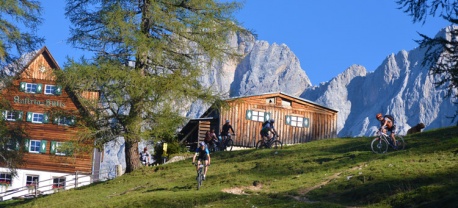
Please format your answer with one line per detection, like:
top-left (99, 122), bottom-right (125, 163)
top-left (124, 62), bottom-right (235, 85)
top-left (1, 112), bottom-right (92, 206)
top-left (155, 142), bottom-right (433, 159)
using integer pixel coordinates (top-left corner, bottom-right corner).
top-left (256, 134), bottom-right (282, 149)
top-left (218, 134), bottom-right (234, 151)
top-left (193, 161), bottom-right (206, 190)
top-left (371, 131), bottom-right (405, 154)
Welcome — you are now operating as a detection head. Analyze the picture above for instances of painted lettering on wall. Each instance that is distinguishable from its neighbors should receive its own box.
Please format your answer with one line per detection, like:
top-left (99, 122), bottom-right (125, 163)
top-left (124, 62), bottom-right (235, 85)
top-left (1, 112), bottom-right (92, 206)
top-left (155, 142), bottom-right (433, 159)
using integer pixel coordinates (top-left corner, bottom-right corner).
top-left (13, 96), bottom-right (65, 107)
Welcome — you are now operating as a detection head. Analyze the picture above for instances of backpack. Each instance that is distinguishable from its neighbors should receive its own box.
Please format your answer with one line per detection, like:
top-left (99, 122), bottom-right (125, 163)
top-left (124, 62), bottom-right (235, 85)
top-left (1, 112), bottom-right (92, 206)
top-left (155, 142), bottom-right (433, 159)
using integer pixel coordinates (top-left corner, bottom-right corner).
top-left (384, 115), bottom-right (395, 128)
top-left (262, 120), bottom-right (270, 128)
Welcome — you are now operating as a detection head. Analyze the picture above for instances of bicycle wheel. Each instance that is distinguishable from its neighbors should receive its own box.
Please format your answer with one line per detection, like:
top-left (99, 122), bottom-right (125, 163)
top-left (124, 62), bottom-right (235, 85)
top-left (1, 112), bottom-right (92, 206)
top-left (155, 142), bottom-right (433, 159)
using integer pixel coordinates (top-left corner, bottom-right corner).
top-left (271, 140), bottom-right (282, 149)
top-left (256, 140), bottom-right (267, 149)
top-left (371, 137), bottom-right (388, 154)
top-left (197, 168), bottom-right (203, 190)
top-left (225, 139), bottom-right (233, 151)
top-left (395, 135), bottom-right (405, 150)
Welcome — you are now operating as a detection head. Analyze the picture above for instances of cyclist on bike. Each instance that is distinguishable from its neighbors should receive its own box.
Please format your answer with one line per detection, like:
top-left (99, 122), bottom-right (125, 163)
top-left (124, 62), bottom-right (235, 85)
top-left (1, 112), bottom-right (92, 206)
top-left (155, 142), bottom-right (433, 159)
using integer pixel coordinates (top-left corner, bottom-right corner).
top-left (204, 128), bottom-right (218, 149)
top-left (221, 119), bottom-right (235, 142)
top-left (260, 119), bottom-right (278, 142)
top-left (192, 142), bottom-right (211, 180)
top-left (376, 113), bottom-right (397, 147)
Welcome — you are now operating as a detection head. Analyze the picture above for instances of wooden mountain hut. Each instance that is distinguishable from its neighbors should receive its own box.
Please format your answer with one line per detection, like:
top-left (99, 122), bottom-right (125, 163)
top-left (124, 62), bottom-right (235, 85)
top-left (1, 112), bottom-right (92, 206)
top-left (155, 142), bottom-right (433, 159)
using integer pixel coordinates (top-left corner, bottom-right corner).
top-left (179, 92), bottom-right (338, 148)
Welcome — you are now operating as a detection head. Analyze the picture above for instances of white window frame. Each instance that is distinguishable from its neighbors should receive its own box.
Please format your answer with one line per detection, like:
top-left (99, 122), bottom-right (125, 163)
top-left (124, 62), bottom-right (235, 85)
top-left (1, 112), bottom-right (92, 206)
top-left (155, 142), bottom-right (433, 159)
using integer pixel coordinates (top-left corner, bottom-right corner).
top-left (251, 111), bottom-right (265, 122)
top-left (52, 177), bottom-right (66, 189)
top-left (44, 84), bottom-right (56, 95)
top-left (26, 175), bottom-right (39, 186)
top-left (57, 117), bottom-right (69, 126)
top-left (29, 140), bottom-right (41, 153)
top-left (290, 116), bottom-right (304, 127)
top-left (0, 173), bottom-right (12, 187)
top-left (5, 111), bottom-right (17, 121)
top-left (25, 83), bottom-right (38, 93)
top-left (55, 142), bottom-right (66, 156)
top-left (32, 113), bottom-right (44, 123)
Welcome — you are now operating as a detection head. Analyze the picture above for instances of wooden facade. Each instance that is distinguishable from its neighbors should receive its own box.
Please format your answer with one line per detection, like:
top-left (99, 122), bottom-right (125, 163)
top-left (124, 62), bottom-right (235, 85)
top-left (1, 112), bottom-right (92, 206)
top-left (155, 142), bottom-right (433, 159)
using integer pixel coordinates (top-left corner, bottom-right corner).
top-left (179, 92), bottom-right (338, 148)
top-left (0, 47), bottom-right (98, 174)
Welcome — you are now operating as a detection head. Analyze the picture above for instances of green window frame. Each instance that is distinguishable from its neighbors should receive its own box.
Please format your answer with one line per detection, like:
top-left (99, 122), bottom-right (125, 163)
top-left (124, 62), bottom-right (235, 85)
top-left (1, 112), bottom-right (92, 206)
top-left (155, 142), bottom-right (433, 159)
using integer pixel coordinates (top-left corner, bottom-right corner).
top-left (246, 110), bottom-right (271, 122)
top-left (285, 115), bottom-right (309, 128)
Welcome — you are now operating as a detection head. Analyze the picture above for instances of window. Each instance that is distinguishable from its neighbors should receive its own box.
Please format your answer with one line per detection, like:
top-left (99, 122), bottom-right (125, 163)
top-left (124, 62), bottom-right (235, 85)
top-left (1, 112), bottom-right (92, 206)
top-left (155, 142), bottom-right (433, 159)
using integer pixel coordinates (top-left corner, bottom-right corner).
top-left (4, 138), bottom-right (19, 151)
top-left (53, 116), bottom-right (76, 126)
top-left (285, 115), bottom-right (309, 128)
top-left (19, 82), bottom-right (42, 94)
top-left (246, 110), bottom-right (271, 122)
top-left (51, 141), bottom-right (68, 156)
top-left (52, 177), bottom-right (66, 189)
top-left (26, 175), bottom-right (39, 186)
top-left (2, 110), bottom-right (23, 121)
top-left (26, 112), bottom-right (49, 123)
top-left (281, 100), bottom-right (292, 107)
top-left (266, 98), bottom-right (275, 104)
top-left (44, 85), bottom-right (62, 95)
top-left (0, 173), bottom-right (12, 187)
top-left (25, 139), bottom-right (47, 153)
top-left (29, 140), bottom-right (41, 153)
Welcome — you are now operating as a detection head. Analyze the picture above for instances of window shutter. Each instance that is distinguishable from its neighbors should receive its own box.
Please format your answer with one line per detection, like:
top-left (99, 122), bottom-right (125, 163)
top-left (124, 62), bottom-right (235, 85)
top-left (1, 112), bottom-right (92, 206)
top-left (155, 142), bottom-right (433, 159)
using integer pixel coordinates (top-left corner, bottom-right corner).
top-left (245, 110), bottom-right (252, 120)
top-left (264, 112), bottom-right (271, 122)
top-left (16, 111), bottom-right (23, 121)
top-left (36, 84), bottom-right (43, 93)
top-left (68, 116), bottom-right (76, 126)
top-left (43, 113), bottom-right (49, 123)
top-left (40, 140), bottom-right (47, 153)
top-left (15, 140), bottom-right (20, 151)
top-left (53, 117), bottom-right (59, 124)
top-left (19, 82), bottom-right (26, 92)
top-left (26, 112), bottom-right (33, 122)
top-left (1, 110), bottom-right (5, 120)
top-left (24, 139), bottom-right (30, 152)
top-left (55, 85), bottom-right (62, 95)
top-left (285, 115), bottom-right (291, 125)
top-left (50, 141), bottom-right (57, 154)
top-left (303, 118), bottom-right (310, 128)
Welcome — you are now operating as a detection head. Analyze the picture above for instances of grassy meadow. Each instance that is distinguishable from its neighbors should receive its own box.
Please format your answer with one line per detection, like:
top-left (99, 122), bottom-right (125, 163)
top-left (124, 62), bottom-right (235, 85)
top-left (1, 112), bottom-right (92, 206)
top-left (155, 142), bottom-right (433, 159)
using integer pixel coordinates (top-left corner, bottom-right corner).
top-left (2, 126), bottom-right (458, 208)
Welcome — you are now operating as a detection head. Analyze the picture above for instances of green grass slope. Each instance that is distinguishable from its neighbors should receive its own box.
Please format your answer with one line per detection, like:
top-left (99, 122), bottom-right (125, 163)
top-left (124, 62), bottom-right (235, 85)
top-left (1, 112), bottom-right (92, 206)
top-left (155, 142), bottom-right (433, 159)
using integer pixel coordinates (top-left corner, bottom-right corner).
top-left (4, 126), bottom-right (458, 208)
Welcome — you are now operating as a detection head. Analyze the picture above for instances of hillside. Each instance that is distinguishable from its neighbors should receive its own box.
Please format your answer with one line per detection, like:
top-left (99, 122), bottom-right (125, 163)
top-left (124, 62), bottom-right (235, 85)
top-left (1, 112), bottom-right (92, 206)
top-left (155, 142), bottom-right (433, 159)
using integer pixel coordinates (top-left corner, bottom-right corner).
top-left (4, 127), bottom-right (458, 208)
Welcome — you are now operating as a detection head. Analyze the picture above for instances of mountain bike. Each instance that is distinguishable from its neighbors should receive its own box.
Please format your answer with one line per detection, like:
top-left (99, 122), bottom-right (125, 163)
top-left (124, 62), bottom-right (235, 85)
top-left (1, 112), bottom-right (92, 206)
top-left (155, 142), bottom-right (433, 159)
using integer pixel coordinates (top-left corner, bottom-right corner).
top-left (371, 131), bottom-right (405, 154)
top-left (219, 134), bottom-right (234, 151)
top-left (193, 161), bottom-right (206, 190)
top-left (256, 134), bottom-right (282, 149)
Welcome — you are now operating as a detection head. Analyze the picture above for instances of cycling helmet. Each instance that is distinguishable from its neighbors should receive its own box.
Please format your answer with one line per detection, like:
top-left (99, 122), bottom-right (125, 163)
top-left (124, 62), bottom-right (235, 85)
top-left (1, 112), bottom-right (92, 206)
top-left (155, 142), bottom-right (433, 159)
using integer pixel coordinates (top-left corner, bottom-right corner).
top-left (200, 141), bottom-right (206, 147)
top-left (226, 120), bottom-right (230, 124)
top-left (376, 113), bottom-right (382, 119)
top-left (270, 119), bottom-right (275, 123)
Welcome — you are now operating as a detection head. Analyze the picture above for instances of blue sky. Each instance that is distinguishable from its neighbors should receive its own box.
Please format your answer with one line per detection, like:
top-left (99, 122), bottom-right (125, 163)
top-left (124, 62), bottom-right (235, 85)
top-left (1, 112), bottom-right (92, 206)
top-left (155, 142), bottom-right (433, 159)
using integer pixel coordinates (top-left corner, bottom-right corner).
top-left (39, 1), bottom-right (451, 85)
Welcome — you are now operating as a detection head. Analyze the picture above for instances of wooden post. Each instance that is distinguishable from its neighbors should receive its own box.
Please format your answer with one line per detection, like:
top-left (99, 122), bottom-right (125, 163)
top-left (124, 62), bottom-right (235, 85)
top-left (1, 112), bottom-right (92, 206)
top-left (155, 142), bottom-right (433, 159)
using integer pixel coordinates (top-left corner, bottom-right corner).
top-left (74, 171), bottom-right (78, 188)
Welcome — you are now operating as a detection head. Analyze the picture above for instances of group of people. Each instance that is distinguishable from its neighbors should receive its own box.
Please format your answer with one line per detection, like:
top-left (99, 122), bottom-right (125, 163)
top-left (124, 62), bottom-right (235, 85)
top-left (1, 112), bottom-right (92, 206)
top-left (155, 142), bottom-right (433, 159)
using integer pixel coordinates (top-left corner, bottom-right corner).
top-left (193, 118), bottom-right (278, 181)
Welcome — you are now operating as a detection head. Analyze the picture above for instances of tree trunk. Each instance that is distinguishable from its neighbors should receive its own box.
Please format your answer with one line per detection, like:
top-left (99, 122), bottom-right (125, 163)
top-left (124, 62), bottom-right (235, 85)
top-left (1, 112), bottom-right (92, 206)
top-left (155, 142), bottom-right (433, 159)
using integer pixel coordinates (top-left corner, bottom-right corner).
top-left (124, 140), bottom-right (141, 173)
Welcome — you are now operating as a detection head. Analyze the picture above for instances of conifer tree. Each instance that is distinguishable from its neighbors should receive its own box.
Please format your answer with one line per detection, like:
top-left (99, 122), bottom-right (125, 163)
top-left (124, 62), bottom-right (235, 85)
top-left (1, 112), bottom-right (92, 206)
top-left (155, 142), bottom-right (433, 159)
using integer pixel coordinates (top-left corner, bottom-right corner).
top-left (0, 0), bottom-right (43, 74)
top-left (61, 0), bottom-right (245, 172)
top-left (0, 0), bottom-right (43, 176)
top-left (397, 0), bottom-right (458, 98)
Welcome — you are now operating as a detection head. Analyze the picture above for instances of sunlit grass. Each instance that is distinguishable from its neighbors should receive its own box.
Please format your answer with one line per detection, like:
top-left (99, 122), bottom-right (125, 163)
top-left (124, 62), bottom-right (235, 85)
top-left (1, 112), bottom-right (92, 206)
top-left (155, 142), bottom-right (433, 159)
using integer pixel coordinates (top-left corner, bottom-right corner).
top-left (3, 126), bottom-right (458, 208)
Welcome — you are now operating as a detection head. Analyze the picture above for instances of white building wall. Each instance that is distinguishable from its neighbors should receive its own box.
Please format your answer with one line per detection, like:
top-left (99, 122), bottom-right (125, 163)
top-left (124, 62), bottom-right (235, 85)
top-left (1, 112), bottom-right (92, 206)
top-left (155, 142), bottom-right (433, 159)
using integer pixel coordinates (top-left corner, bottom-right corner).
top-left (0, 168), bottom-right (91, 201)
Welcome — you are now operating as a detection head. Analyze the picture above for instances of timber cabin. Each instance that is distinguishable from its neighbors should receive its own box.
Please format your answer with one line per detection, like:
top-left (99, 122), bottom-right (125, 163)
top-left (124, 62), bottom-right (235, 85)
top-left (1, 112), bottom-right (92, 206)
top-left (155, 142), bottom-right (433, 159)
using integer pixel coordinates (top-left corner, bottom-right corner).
top-left (179, 92), bottom-right (338, 148)
top-left (0, 47), bottom-right (100, 200)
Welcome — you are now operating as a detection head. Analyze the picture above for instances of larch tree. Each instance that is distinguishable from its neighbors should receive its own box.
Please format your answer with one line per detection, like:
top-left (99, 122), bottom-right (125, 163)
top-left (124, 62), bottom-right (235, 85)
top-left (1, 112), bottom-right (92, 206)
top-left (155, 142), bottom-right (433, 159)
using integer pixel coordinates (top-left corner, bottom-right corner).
top-left (397, 0), bottom-right (458, 99)
top-left (60, 0), bottom-right (246, 172)
top-left (0, 0), bottom-right (43, 176)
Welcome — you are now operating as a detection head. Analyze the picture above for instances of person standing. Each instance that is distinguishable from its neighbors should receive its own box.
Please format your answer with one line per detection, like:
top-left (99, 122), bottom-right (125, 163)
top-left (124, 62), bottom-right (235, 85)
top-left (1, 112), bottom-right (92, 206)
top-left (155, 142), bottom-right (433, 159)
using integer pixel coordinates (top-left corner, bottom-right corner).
top-left (140, 147), bottom-right (151, 166)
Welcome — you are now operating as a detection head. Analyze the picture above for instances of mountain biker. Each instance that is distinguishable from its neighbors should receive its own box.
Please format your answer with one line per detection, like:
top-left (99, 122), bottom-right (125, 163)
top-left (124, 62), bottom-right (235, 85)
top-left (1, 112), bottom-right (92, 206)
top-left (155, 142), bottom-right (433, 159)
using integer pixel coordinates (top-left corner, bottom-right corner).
top-left (376, 113), bottom-right (397, 147)
top-left (260, 119), bottom-right (278, 143)
top-left (204, 128), bottom-right (218, 148)
top-left (221, 119), bottom-right (235, 142)
top-left (192, 142), bottom-right (211, 180)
